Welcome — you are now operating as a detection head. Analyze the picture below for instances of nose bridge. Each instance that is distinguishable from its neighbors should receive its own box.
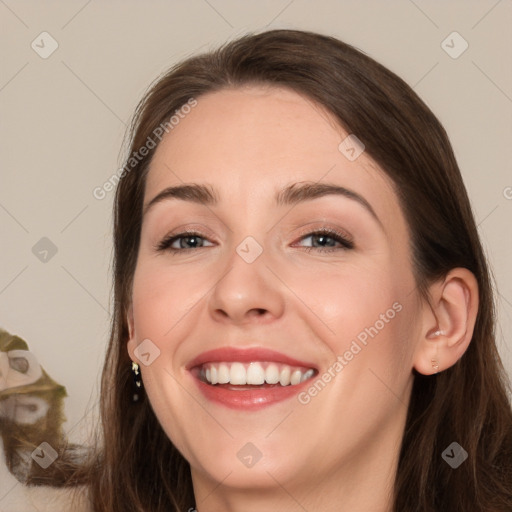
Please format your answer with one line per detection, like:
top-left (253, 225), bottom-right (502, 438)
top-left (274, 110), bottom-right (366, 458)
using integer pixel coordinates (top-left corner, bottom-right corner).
top-left (208, 233), bottom-right (285, 324)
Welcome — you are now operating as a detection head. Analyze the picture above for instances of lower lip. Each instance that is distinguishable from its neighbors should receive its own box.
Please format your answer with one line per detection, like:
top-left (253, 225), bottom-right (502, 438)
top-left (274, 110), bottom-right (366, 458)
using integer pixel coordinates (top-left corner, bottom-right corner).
top-left (191, 375), bottom-right (312, 410)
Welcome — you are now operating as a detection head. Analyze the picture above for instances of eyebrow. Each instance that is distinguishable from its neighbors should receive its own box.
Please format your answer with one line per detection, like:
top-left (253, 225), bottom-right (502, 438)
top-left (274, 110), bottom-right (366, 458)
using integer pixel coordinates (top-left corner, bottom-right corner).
top-left (143, 181), bottom-right (383, 228)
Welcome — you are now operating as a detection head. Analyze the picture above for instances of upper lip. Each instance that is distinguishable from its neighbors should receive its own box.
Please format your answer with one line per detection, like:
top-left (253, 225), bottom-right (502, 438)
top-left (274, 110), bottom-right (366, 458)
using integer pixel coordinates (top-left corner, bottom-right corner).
top-left (186, 347), bottom-right (318, 371)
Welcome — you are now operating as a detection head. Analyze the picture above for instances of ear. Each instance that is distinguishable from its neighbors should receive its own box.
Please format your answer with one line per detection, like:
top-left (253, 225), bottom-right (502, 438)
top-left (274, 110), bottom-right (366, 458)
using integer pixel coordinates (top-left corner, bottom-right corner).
top-left (413, 268), bottom-right (479, 375)
top-left (126, 304), bottom-right (137, 361)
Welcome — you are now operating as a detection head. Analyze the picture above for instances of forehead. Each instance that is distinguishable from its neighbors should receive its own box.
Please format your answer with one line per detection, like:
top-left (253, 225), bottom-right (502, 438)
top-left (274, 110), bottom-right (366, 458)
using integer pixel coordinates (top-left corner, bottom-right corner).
top-left (144, 85), bottom-right (401, 227)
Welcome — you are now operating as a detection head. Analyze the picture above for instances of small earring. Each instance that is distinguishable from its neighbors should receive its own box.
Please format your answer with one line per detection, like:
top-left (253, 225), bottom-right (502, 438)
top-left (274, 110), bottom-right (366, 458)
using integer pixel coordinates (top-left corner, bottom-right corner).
top-left (431, 358), bottom-right (439, 374)
top-left (131, 361), bottom-right (142, 402)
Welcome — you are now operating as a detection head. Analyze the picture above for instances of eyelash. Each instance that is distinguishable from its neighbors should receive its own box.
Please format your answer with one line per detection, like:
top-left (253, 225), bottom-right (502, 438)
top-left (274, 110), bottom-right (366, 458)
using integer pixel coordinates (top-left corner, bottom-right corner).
top-left (155, 228), bottom-right (354, 254)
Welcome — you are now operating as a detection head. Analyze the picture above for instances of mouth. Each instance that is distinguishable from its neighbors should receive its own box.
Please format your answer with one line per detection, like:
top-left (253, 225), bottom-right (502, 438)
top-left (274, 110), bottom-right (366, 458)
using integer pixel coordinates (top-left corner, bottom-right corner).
top-left (196, 362), bottom-right (315, 388)
top-left (187, 347), bottom-right (318, 409)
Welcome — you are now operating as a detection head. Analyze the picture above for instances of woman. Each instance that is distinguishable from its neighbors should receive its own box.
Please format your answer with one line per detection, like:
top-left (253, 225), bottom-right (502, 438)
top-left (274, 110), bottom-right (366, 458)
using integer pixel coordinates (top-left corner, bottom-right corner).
top-left (81, 29), bottom-right (511, 511)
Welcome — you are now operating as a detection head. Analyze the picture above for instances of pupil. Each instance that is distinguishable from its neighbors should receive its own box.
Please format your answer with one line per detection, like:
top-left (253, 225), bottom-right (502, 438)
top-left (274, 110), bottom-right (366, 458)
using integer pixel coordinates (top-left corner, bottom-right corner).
top-left (315, 235), bottom-right (334, 247)
top-left (183, 236), bottom-right (200, 248)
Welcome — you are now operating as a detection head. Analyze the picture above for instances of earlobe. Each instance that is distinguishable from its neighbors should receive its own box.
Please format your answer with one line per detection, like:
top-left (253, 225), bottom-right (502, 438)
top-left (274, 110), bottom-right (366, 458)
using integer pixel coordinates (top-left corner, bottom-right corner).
top-left (413, 268), bottom-right (479, 375)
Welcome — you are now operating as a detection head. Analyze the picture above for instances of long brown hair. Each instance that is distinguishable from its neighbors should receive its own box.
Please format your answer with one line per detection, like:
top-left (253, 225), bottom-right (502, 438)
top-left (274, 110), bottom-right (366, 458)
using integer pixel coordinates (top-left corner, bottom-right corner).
top-left (85, 29), bottom-right (512, 511)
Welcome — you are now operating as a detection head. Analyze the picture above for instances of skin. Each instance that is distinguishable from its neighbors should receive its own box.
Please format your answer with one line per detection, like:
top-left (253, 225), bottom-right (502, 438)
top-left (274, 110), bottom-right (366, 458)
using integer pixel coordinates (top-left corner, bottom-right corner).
top-left (127, 85), bottom-right (478, 512)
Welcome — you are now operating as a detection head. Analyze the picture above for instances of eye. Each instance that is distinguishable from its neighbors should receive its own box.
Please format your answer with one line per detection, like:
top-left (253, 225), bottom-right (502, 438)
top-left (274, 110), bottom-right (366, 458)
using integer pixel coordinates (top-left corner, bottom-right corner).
top-left (155, 228), bottom-right (354, 254)
top-left (294, 228), bottom-right (354, 253)
top-left (155, 231), bottom-right (215, 252)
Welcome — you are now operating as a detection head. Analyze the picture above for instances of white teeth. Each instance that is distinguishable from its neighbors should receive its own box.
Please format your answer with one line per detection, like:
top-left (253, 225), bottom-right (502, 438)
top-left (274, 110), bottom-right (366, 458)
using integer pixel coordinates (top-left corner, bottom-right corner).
top-left (201, 361), bottom-right (315, 386)
top-left (247, 362), bottom-right (265, 385)
top-left (230, 362), bottom-right (246, 385)
top-left (301, 369), bottom-right (314, 382)
top-left (290, 370), bottom-right (302, 386)
top-left (210, 365), bottom-right (218, 385)
top-left (279, 366), bottom-right (291, 386)
top-left (265, 363), bottom-right (280, 384)
top-left (217, 363), bottom-right (230, 384)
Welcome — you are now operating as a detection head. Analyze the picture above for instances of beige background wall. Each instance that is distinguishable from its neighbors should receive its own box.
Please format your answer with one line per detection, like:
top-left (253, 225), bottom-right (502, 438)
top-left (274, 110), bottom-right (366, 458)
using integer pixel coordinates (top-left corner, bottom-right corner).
top-left (1, 0), bottom-right (511, 447)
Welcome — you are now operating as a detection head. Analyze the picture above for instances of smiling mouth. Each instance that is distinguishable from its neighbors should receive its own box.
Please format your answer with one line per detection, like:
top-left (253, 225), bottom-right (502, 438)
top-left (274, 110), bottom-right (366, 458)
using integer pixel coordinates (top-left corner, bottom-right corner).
top-left (197, 361), bottom-right (316, 387)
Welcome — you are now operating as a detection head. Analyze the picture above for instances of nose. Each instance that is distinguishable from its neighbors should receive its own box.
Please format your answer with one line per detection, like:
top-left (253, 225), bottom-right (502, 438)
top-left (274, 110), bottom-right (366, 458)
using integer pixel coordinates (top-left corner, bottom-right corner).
top-left (208, 242), bottom-right (286, 326)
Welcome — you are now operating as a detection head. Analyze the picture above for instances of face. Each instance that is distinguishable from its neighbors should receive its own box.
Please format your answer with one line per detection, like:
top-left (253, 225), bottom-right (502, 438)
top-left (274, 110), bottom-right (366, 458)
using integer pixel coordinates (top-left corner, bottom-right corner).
top-left (127, 86), bottom-right (424, 499)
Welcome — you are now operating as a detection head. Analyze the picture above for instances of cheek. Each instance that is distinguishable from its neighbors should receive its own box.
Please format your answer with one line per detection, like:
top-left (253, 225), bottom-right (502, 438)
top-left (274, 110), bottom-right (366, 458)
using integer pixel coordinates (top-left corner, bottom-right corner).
top-left (297, 260), bottom-right (418, 393)
top-left (130, 259), bottom-right (205, 341)
top-left (129, 264), bottom-right (202, 456)
top-left (295, 263), bottom-right (403, 346)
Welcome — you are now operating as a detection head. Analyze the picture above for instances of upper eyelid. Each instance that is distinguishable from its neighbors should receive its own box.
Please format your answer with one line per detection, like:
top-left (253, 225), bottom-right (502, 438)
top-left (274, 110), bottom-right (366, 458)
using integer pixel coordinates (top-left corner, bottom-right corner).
top-left (159, 225), bottom-right (352, 241)
top-left (293, 224), bottom-right (353, 241)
